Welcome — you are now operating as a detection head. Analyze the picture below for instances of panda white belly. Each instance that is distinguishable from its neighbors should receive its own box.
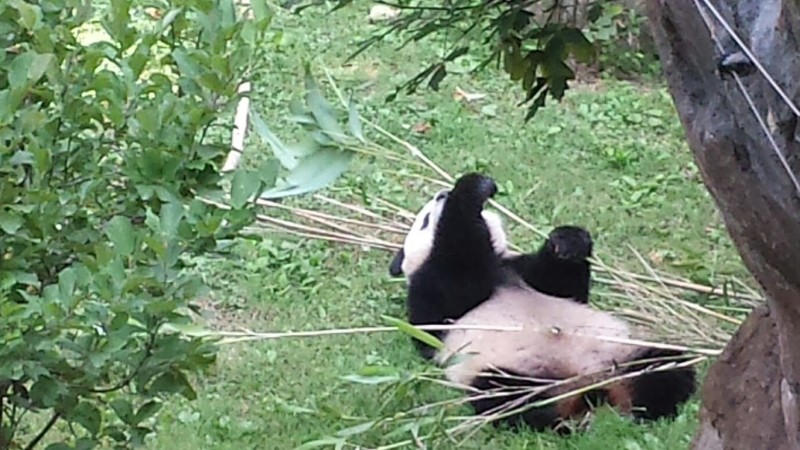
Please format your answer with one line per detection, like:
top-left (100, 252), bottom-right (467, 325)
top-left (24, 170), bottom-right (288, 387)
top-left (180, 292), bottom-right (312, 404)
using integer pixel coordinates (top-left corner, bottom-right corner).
top-left (436, 286), bottom-right (637, 387)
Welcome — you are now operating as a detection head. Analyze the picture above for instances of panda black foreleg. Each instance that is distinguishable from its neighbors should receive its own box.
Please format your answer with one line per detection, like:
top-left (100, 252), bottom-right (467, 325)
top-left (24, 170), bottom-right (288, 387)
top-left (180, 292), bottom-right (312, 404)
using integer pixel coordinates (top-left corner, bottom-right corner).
top-left (430, 173), bottom-right (502, 270)
top-left (416, 173), bottom-right (505, 320)
top-left (502, 225), bottom-right (593, 304)
top-left (403, 275), bottom-right (446, 359)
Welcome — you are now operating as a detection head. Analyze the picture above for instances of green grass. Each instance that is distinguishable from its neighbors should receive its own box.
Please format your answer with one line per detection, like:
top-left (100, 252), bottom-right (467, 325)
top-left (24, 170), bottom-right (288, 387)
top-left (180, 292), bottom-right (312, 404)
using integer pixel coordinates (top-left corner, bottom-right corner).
top-left (145, 3), bottom-right (753, 449)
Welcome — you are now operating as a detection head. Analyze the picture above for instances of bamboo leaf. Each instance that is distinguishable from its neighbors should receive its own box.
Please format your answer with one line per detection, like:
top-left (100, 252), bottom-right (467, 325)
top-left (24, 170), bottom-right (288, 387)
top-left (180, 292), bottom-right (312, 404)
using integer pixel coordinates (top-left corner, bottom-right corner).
top-left (382, 315), bottom-right (444, 350)
top-left (303, 65), bottom-right (346, 142)
top-left (347, 97), bottom-right (364, 142)
top-left (260, 148), bottom-right (351, 199)
top-left (251, 110), bottom-right (297, 169)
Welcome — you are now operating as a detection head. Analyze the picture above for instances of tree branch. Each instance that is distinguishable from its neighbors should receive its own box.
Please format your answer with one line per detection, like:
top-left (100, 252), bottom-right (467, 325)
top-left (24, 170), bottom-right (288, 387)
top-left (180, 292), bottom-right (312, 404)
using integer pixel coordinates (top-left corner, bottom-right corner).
top-left (23, 412), bottom-right (60, 450)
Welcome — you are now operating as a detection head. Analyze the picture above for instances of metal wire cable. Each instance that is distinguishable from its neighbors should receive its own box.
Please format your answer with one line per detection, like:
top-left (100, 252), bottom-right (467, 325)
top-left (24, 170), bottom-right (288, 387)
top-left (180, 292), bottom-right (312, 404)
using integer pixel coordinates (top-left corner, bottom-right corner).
top-left (690, 0), bottom-right (800, 197)
top-left (698, 0), bottom-right (800, 118)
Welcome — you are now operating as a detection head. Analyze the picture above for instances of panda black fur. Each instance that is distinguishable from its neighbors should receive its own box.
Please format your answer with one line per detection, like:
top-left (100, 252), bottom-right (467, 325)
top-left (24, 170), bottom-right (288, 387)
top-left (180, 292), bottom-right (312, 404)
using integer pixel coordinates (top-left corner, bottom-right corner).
top-left (389, 173), bottom-right (697, 432)
top-left (499, 225), bottom-right (592, 304)
top-left (389, 194), bottom-right (591, 305)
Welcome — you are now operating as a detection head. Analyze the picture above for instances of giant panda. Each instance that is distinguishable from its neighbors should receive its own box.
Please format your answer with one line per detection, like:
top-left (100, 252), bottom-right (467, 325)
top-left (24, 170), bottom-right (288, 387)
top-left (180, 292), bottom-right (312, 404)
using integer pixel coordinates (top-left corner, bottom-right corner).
top-left (388, 172), bottom-right (697, 432)
top-left (389, 191), bottom-right (511, 277)
top-left (388, 190), bottom-right (591, 304)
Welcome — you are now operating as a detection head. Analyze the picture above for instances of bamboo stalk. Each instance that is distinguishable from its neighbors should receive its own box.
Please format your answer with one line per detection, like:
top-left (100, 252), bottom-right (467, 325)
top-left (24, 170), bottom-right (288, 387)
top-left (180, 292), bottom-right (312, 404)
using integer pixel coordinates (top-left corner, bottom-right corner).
top-left (313, 194), bottom-right (389, 220)
top-left (249, 224), bottom-right (399, 251)
top-left (222, 81), bottom-right (251, 173)
top-left (256, 198), bottom-right (407, 233)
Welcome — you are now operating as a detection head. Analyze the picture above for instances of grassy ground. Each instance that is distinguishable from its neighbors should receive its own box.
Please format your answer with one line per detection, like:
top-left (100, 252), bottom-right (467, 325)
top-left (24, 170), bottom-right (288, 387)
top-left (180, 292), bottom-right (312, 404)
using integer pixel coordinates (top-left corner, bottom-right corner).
top-left (145, 3), bottom-right (753, 449)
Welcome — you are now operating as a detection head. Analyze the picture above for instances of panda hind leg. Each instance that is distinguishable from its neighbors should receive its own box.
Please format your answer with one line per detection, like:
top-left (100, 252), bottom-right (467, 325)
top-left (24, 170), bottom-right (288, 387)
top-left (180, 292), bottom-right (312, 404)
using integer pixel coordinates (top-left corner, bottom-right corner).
top-left (616, 347), bottom-right (697, 421)
top-left (466, 367), bottom-right (585, 434)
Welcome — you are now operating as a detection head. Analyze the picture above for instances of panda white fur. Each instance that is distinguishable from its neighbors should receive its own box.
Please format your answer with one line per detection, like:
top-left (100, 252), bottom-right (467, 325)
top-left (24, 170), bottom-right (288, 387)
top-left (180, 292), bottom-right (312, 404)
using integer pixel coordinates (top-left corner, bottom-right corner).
top-left (388, 173), bottom-right (696, 432)
top-left (389, 189), bottom-right (510, 277)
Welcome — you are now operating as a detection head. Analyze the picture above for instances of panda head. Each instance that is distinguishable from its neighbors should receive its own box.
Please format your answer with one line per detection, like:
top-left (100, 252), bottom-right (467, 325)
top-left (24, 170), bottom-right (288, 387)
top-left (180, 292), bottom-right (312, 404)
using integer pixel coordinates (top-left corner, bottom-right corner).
top-left (389, 189), bottom-right (449, 277)
top-left (388, 175), bottom-right (507, 277)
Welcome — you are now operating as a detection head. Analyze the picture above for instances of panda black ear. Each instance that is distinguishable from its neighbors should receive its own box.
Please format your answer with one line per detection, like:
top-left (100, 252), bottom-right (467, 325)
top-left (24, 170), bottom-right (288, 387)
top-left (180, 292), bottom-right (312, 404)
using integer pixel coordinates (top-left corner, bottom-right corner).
top-left (388, 248), bottom-right (405, 277)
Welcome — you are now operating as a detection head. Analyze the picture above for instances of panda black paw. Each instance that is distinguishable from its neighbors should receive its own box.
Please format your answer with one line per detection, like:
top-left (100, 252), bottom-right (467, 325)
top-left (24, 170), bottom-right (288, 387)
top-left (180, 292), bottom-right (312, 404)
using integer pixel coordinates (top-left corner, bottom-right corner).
top-left (546, 225), bottom-right (593, 262)
top-left (453, 173), bottom-right (498, 203)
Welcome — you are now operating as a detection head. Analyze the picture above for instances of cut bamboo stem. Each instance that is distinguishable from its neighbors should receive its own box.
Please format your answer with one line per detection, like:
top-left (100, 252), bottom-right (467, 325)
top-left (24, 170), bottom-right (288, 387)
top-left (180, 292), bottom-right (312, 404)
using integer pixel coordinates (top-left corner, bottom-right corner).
top-left (222, 81), bottom-right (251, 172)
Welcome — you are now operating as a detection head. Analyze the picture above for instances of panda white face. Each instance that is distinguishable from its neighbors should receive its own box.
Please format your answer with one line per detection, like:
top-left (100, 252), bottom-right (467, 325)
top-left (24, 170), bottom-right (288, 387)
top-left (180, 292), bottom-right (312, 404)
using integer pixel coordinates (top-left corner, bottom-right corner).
top-left (389, 189), bottom-right (510, 277)
top-left (399, 189), bottom-right (449, 276)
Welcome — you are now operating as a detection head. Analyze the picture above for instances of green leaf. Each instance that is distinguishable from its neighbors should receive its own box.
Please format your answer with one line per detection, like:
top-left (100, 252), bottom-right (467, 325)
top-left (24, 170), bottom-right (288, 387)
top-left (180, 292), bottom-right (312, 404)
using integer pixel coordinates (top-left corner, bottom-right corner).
top-left (159, 202), bottom-right (184, 238)
top-left (427, 63), bottom-right (447, 91)
top-left (382, 315), bottom-right (444, 350)
top-left (30, 377), bottom-right (60, 408)
top-left (28, 53), bottom-right (54, 85)
top-left (587, 3), bottom-right (603, 22)
top-left (74, 438), bottom-right (98, 450)
top-left (106, 0), bottom-right (135, 49)
top-left (0, 211), bottom-right (23, 234)
top-left (13, 271), bottom-right (40, 287)
top-left (10, 0), bottom-right (42, 30)
top-left (559, 28), bottom-right (595, 63)
top-left (110, 312), bottom-right (129, 330)
top-left (111, 399), bottom-right (134, 425)
top-left (336, 420), bottom-right (376, 437)
top-left (303, 66), bottom-right (346, 142)
top-left (1, 273), bottom-right (15, 291)
top-left (295, 438), bottom-right (347, 450)
top-left (250, 110), bottom-right (296, 169)
top-left (160, 322), bottom-right (214, 337)
top-left (149, 370), bottom-right (197, 400)
top-left (171, 48), bottom-right (200, 78)
top-left (127, 41), bottom-right (151, 79)
top-left (45, 445), bottom-right (72, 450)
top-left (339, 365), bottom-right (400, 386)
top-left (8, 52), bottom-right (32, 88)
top-left (289, 97), bottom-right (310, 116)
top-left (258, 157), bottom-right (280, 188)
top-left (58, 267), bottom-right (78, 298)
top-left (260, 149), bottom-right (352, 200)
top-left (607, 3), bottom-right (625, 16)
top-left (347, 97), bottom-right (364, 143)
top-left (159, 8), bottom-right (183, 34)
top-left (72, 401), bottom-right (103, 435)
top-left (251, 0), bottom-right (271, 21)
top-left (284, 137), bottom-right (320, 160)
top-left (136, 106), bottom-right (160, 135)
top-left (230, 169), bottom-right (261, 209)
top-left (9, 150), bottom-right (34, 165)
top-left (133, 400), bottom-right (162, 425)
top-left (105, 216), bottom-right (135, 256)
top-left (219, 0), bottom-right (236, 27)
top-left (524, 88), bottom-right (549, 122)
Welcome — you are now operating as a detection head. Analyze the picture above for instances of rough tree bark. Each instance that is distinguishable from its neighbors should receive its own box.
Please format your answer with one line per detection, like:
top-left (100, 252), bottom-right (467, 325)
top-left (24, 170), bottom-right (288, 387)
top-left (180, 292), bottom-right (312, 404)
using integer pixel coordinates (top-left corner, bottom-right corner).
top-left (643, 1), bottom-right (800, 449)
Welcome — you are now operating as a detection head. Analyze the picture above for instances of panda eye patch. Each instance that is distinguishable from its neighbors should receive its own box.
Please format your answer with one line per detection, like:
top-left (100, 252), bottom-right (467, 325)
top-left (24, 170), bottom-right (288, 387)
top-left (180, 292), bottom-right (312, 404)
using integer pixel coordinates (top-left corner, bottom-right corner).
top-left (420, 212), bottom-right (430, 230)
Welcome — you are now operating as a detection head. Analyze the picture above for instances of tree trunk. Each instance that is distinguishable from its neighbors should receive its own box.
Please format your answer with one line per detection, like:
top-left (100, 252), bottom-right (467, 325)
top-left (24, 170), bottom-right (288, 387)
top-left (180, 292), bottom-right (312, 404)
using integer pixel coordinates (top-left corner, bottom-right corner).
top-left (643, 1), bottom-right (800, 449)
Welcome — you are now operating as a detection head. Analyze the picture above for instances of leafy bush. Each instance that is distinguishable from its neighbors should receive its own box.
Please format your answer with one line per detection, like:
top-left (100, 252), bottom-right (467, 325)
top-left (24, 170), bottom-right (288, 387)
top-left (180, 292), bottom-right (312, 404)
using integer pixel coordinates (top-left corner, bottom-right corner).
top-left (0, 1), bottom-right (349, 448)
top-left (583, 2), bottom-right (660, 78)
top-left (298, 0), bottom-right (659, 119)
